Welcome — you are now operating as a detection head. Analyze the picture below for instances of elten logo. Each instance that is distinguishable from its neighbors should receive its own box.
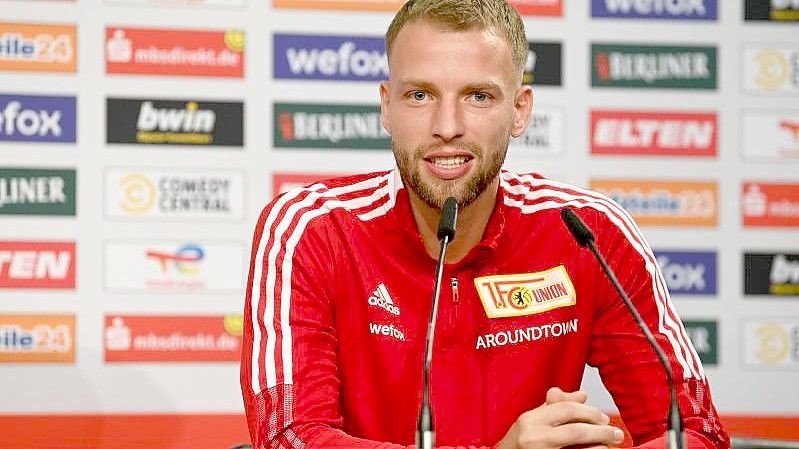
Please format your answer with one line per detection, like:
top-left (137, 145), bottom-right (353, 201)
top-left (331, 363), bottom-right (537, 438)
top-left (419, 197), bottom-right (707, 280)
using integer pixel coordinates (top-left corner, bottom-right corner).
top-left (591, 110), bottom-right (717, 156)
top-left (0, 241), bottom-right (75, 289)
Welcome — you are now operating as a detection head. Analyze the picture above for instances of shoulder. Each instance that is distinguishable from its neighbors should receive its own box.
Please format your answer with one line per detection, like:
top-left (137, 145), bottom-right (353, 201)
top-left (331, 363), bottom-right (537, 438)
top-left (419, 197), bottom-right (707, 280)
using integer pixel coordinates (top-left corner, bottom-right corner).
top-left (258, 170), bottom-right (400, 231)
top-left (498, 170), bottom-right (632, 227)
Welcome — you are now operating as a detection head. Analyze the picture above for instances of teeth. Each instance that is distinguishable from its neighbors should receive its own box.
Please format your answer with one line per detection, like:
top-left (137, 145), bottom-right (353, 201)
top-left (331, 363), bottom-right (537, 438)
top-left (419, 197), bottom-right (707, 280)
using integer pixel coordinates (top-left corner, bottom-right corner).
top-left (431, 156), bottom-right (468, 168)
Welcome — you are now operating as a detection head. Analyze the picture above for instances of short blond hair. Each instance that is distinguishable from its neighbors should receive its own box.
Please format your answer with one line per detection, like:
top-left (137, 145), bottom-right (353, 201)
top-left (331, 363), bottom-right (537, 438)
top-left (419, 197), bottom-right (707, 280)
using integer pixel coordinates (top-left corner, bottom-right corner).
top-left (385, 0), bottom-right (527, 79)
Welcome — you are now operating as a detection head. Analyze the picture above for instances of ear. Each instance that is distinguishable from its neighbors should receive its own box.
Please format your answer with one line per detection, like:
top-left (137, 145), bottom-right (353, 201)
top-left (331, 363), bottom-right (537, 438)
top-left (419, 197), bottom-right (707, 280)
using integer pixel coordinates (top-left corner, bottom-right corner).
top-left (510, 85), bottom-right (533, 138)
top-left (379, 82), bottom-right (392, 136)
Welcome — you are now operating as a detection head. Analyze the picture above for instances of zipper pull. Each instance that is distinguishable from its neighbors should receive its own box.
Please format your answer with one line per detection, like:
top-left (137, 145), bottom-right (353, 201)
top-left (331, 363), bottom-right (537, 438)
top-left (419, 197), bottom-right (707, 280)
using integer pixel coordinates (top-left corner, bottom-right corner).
top-left (451, 277), bottom-right (459, 304)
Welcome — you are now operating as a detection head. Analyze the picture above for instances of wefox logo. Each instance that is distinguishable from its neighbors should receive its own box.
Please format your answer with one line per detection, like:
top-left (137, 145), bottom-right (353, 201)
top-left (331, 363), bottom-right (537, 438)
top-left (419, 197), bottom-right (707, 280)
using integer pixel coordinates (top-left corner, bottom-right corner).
top-left (368, 323), bottom-right (406, 341)
top-left (367, 283), bottom-right (399, 315)
top-left (592, 0), bottom-right (716, 20)
top-left (274, 34), bottom-right (388, 81)
top-left (0, 95), bottom-right (76, 143)
top-left (655, 251), bottom-right (716, 295)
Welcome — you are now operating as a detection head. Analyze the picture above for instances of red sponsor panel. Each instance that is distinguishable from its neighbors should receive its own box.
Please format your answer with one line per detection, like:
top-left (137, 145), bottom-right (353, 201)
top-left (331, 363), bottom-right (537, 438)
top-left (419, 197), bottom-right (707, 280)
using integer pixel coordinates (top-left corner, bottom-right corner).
top-left (509, 0), bottom-right (562, 16)
top-left (104, 315), bottom-right (242, 362)
top-left (0, 241), bottom-right (75, 289)
top-left (742, 182), bottom-right (799, 227)
top-left (591, 110), bottom-right (717, 157)
top-left (105, 27), bottom-right (244, 78)
top-left (272, 172), bottom-right (345, 198)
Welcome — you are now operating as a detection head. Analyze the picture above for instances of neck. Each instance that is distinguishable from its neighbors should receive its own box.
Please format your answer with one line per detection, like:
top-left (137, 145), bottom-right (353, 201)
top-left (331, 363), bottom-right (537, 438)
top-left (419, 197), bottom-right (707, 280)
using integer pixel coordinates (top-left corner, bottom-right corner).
top-left (408, 177), bottom-right (499, 264)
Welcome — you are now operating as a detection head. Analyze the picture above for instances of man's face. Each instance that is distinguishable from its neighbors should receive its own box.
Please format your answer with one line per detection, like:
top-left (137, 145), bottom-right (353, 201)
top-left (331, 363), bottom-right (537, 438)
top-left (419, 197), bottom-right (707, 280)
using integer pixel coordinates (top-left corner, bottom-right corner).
top-left (380, 19), bottom-right (532, 209)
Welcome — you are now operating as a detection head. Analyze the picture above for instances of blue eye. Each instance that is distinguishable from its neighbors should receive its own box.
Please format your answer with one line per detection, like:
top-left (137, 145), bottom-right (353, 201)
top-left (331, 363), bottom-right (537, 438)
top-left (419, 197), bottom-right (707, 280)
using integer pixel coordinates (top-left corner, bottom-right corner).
top-left (411, 91), bottom-right (426, 101)
top-left (472, 92), bottom-right (488, 102)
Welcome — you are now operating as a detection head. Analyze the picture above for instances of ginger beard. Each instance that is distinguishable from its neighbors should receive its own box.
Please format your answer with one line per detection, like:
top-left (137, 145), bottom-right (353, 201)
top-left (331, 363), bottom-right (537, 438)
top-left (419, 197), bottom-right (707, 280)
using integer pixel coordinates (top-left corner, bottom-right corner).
top-left (393, 139), bottom-right (508, 210)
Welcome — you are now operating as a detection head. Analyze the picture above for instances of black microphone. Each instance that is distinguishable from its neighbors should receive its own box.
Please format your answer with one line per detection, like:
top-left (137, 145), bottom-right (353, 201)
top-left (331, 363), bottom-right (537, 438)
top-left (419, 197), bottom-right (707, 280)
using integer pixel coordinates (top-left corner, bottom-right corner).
top-left (417, 197), bottom-right (458, 449)
top-left (560, 208), bottom-right (685, 449)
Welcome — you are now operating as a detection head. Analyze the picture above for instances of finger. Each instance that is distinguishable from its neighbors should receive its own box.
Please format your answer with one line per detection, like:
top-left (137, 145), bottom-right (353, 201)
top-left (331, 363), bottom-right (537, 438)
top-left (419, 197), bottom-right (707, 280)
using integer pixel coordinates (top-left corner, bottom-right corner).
top-left (546, 387), bottom-right (588, 405)
top-left (547, 423), bottom-right (624, 448)
top-left (531, 402), bottom-right (610, 426)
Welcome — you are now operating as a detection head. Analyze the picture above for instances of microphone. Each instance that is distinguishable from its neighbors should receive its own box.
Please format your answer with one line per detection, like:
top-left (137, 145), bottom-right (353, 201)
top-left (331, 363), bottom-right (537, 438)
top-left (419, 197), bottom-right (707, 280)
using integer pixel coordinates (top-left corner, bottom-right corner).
top-left (560, 208), bottom-right (685, 449)
top-left (417, 197), bottom-right (458, 449)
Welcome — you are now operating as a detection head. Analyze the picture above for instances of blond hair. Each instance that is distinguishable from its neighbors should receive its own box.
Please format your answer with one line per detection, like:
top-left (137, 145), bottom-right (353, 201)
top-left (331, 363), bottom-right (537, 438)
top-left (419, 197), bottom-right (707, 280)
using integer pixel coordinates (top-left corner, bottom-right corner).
top-left (385, 0), bottom-right (527, 79)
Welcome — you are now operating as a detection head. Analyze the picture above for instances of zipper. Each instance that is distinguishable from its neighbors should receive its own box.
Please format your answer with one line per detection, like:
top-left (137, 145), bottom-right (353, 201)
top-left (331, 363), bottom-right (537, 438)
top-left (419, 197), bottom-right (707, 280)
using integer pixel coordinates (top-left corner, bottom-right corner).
top-left (450, 277), bottom-right (459, 304)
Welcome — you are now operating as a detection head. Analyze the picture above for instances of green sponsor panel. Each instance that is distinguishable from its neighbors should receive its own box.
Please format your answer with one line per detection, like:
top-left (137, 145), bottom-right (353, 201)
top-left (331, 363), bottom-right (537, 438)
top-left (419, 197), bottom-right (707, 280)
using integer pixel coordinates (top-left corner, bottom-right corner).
top-left (273, 103), bottom-right (390, 149)
top-left (591, 44), bottom-right (717, 89)
top-left (0, 168), bottom-right (76, 216)
top-left (683, 320), bottom-right (718, 366)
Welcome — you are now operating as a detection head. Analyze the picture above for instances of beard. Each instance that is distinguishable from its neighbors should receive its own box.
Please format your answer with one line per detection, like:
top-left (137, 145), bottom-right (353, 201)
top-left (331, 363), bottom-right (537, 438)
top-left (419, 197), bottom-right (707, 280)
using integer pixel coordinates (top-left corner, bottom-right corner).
top-left (393, 140), bottom-right (508, 210)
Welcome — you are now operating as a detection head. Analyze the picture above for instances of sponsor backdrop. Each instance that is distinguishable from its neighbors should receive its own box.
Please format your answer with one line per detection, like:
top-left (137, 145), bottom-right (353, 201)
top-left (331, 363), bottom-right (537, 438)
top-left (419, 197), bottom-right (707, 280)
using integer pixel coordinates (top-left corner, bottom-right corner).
top-left (1, 0), bottom-right (798, 448)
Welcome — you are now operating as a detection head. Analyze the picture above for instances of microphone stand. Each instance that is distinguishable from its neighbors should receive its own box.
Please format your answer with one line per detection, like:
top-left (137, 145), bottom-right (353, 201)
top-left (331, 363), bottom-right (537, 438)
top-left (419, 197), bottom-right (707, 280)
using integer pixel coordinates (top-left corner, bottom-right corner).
top-left (417, 197), bottom-right (458, 449)
top-left (560, 208), bottom-right (685, 449)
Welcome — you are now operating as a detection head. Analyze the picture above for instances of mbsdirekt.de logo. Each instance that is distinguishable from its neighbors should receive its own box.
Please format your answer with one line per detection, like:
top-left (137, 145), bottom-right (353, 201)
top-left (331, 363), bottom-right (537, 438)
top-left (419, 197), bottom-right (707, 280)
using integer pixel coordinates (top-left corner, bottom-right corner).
top-left (0, 94), bottom-right (76, 143)
top-left (273, 34), bottom-right (388, 81)
top-left (591, 0), bottom-right (717, 20)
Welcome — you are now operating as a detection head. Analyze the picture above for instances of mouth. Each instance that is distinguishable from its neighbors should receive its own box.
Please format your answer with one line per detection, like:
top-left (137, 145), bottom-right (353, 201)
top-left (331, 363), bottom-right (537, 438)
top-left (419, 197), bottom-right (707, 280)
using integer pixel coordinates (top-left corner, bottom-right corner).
top-left (423, 153), bottom-right (475, 180)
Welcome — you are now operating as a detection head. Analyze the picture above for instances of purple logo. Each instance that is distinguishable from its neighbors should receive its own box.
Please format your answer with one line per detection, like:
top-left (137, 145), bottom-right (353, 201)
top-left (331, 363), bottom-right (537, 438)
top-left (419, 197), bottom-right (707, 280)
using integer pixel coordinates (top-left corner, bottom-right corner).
top-left (273, 34), bottom-right (388, 81)
top-left (0, 94), bottom-right (76, 143)
top-left (592, 0), bottom-right (717, 20)
top-left (655, 251), bottom-right (717, 295)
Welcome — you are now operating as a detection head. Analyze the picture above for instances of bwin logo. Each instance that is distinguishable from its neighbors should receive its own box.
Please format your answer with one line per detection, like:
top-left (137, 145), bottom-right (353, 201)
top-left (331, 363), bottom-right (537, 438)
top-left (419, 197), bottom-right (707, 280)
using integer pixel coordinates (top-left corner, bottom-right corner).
top-left (285, 42), bottom-right (388, 78)
top-left (136, 101), bottom-right (216, 133)
top-left (0, 101), bottom-right (62, 137)
top-left (657, 255), bottom-right (706, 292)
top-left (770, 255), bottom-right (799, 284)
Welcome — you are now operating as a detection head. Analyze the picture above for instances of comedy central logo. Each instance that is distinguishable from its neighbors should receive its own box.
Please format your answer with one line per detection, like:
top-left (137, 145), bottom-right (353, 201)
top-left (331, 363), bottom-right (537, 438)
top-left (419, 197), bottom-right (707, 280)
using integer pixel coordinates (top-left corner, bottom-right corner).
top-left (754, 322), bottom-right (790, 364)
top-left (474, 265), bottom-right (576, 318)
top-left (146, 244), bottom-right (204, 274)
top-left (119, 173), bottom-right (155, 214)
top-left (755, 49), bottom-right (790, 90)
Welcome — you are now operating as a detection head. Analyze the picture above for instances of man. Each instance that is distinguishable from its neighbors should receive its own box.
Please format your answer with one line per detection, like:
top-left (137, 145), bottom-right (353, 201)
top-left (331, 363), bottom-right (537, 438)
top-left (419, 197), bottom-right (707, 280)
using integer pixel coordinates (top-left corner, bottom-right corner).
top-left (241, 0), bottom-right (729, 448)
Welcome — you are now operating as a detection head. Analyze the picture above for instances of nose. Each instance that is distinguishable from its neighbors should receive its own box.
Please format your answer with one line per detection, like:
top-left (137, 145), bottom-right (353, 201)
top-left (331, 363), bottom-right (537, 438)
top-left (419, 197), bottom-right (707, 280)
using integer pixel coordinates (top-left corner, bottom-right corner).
top-left (431, 97), bottom-right (465, 142)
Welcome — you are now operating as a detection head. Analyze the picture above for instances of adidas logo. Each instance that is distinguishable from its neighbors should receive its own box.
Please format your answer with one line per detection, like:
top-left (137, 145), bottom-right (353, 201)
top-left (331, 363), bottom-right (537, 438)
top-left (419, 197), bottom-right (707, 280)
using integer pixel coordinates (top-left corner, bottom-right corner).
top-left (367, 283), bottom-right (399, 316)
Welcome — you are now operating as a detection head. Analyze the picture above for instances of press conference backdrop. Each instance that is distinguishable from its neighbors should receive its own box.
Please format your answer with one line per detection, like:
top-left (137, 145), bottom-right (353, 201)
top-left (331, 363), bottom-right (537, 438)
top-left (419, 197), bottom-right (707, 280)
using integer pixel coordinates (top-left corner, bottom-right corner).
top-left (1, 0), bottom-right (798, 448)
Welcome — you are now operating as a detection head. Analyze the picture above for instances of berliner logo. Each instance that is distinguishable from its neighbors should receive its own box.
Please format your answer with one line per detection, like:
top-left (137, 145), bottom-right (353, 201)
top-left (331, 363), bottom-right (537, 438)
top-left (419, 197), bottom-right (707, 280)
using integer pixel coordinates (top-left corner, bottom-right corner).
top-left (474, 266), bottom-right (576, 318)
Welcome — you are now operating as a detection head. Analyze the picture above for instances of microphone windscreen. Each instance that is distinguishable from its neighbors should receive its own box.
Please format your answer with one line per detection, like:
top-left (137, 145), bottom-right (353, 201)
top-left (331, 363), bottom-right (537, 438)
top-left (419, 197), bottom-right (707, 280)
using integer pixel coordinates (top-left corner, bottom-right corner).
top-left (560, 208), bottom-right (595, 248)
top-left (437, 197), bottom-right (458, 241)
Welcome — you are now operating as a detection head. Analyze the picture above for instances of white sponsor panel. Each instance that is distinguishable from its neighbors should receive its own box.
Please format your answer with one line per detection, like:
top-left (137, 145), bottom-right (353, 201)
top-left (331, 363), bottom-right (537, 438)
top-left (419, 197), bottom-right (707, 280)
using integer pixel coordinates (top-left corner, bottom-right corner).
top-left (743, 319), bottom-right (799, 368)
top-left (104, 241), bottom-right (244, 292)
top-left (508, 105), bottom-right (564, 156)
top-left (742, 44), bottom-right (799, 93)
top-left (741, 110), bottom-right (799, 160)
top-left (104, 168), bottom-right (244, 220)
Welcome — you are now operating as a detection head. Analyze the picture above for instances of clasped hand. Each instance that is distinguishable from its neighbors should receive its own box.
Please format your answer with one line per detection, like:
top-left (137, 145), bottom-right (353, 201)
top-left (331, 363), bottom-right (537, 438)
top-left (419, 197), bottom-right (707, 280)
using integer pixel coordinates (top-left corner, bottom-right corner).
top-left (495, 387), bottom-right (625, 449)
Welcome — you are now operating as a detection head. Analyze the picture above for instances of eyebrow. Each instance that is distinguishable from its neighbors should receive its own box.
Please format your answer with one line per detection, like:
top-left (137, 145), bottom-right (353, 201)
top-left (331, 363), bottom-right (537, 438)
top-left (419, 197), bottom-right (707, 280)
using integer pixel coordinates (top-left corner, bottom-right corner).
top-left (396, 78), bottom-right (503, 93)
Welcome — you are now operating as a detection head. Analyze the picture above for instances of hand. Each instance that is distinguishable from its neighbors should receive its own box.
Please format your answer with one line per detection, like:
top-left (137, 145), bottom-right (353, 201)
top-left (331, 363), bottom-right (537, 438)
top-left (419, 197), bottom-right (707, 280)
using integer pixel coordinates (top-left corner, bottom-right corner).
top-left (495, 387), bottom-right (625, 449)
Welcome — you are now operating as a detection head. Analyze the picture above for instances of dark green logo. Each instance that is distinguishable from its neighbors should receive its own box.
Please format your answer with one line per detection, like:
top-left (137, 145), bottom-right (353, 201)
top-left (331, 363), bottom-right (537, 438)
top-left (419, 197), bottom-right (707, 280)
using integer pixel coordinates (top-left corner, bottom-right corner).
top-left (0, 168), bottom-right (76, 216)
top-left (591, 44), bottom-right (717, 89)
top-left (683, 320), bottom-right (718, 365)
top-left (273, 103), bottom-right (390, 149)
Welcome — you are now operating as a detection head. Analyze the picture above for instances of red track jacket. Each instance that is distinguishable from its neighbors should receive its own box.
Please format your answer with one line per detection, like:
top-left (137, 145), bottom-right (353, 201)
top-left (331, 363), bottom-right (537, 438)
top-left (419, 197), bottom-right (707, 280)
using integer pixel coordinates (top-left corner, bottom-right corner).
top-left (241, 169), bottom-right (729, 449)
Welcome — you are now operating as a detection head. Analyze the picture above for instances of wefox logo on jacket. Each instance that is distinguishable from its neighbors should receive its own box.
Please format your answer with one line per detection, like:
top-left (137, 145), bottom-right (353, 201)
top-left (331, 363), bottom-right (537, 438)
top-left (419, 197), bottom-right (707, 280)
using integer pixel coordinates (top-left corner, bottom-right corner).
top-left (0, 94), bottom-right (76, 143)
top-left (591, 0), bottom-right (717, 20)
top-left (273, 34), bottom-right (388, 81)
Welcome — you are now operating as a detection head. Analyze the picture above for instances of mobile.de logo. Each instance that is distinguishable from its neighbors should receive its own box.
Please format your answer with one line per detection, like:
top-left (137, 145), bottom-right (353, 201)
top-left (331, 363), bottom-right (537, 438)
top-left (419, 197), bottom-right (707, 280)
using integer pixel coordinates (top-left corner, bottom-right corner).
top-left (591, 0), bottom-right (717, 20)
top-left (0, 94), bottom-right (76, 143)
top-left (274, 34), bottom-right (388, 81)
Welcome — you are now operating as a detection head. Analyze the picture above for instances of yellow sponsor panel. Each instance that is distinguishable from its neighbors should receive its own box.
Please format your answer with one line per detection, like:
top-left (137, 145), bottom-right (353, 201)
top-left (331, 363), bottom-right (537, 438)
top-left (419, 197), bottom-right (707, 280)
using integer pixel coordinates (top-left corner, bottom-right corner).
top-left (0, 314), bottom-right (75, 363)
top-left (591, 179), bottom-right (718, 226)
